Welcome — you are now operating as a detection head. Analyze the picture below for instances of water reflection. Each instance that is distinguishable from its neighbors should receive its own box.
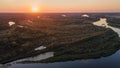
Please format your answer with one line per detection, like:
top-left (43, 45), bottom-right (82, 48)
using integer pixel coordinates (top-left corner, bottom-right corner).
top-left (0, 64), bottom-right (11, 68)
top-left (34, 46), bottom-right (46, 51)
top-left (61, 14), bottom-right (67, 17)
top-left (17, 25), bottom-right (24, 28)
top-left (11, 52), bottom-right (54, 64)
top-left (8, 21), bottom-right (15, 26)
top-left (93, 18), bottom-right (120, 37)
top-left (7, 20), bottom-right (120, 67)
top-left (7, 50), bottom-right (120, 68)
top-left (93, 18), bottom-right (108, 28)
top-left (1, 18), bottom-right (120, 68)
top-left (109, 26), bottom-right (120, 37)
top-left (81, 14), bottom-right (89, 18)
top-left (24, 52), bottom-right (54, 61)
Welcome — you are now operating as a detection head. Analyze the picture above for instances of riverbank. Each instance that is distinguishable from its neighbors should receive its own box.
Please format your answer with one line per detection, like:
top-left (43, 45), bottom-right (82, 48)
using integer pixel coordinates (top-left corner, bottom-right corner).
top-left (107, 17), bottom-right (120, 28)
top-left (18, 18), bottom-right (120, 63)
top-left (0, 13), bottom-right (120, 64)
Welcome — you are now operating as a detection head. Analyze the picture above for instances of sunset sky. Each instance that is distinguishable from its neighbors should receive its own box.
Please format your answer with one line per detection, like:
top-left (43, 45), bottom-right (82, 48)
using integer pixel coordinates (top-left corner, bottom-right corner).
top-left (0, 0), bottom-right (120, 13)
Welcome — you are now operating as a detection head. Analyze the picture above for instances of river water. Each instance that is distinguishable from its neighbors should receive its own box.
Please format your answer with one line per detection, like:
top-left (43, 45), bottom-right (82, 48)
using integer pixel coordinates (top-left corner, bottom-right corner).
top-left (93, 18), bottom-right (120, 37)
top-left (0, 18), bottom-right (120, 68)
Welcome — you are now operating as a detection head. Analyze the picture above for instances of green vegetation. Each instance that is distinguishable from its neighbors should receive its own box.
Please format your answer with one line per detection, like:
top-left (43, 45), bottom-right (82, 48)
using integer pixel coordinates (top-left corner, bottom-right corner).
top-left (22, 29), bottom-right (120, 63)
top-left (107, 17), bottom-right (120, 28)
top-left (0, 13), bottom-right (120, 64)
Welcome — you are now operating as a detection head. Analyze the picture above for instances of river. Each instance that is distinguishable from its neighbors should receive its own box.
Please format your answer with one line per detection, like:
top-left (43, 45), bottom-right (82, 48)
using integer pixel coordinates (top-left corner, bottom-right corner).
top-left (0, 18), bottom-right (120, 68)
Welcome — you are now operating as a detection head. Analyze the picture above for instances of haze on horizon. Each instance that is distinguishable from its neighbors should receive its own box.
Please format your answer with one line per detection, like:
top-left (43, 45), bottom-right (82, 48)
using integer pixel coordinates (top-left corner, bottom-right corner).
top-left (0, 0), bottom-right (120, 13)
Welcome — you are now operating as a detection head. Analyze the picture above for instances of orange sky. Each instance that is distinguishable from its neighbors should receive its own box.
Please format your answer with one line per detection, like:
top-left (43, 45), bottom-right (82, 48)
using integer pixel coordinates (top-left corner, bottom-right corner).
top-left (0, 0), bottom-right (120, 13)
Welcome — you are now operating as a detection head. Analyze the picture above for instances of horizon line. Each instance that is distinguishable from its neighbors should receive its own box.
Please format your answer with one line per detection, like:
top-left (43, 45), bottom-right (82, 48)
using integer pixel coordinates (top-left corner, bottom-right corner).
top-left (0, 11), bottom-right (120, 14)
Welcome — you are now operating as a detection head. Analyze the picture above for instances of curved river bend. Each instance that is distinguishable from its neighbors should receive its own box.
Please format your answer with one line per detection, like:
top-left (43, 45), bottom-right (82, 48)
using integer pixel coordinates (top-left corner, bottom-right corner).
top-left (0, 18), bottom-right (120, 68)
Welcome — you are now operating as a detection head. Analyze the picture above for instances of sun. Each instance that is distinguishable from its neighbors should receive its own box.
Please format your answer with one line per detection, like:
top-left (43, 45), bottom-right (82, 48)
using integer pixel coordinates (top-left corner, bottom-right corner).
top-left (32, 6), bottom-right (39, 12)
